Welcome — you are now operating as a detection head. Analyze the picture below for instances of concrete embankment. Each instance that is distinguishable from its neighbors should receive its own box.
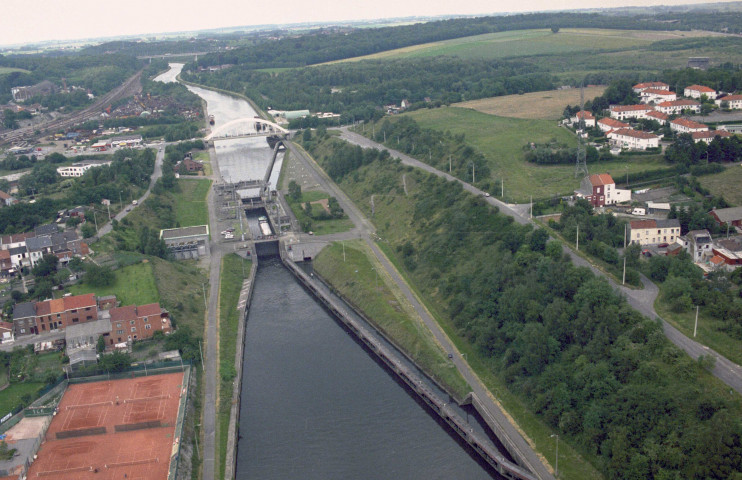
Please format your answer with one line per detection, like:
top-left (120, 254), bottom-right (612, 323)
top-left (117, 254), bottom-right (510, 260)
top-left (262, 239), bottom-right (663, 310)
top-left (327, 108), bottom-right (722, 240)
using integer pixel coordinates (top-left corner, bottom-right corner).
top-left (224, 256), bottom-right (258, 480)
top-left (281, 253), bottom-right (536, 480)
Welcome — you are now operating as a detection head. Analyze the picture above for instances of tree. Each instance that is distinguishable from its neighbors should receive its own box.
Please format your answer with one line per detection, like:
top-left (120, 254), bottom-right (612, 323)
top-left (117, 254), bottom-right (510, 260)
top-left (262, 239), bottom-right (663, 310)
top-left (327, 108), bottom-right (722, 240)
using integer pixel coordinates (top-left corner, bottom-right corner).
top-left (31, 254), bottom-right (59, 279)
top-left (551, 26), bottom-right (560, 33)
top-left (84, 264), bottom-right (115, 287)
top-left (98, 351), bottom-right (132, 372)
top-left (81, 223), bottom-right (96, 238)
top-left (96, 335), bottom-right (106, 354)
top-left (288, 180), bottom-right (302, 202)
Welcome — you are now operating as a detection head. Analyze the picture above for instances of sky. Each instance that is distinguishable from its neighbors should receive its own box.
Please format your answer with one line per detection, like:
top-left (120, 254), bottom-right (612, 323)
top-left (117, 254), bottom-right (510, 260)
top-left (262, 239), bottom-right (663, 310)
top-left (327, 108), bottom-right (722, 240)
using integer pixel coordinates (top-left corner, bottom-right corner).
top-left (0, 0), bottom-right (735, 47)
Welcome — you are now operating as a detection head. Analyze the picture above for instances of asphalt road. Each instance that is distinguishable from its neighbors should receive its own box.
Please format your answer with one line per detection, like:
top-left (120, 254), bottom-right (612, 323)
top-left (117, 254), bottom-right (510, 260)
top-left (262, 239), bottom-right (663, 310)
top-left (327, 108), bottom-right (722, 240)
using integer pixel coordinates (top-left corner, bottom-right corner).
top-left (337, 127), bottom-right (742, 397)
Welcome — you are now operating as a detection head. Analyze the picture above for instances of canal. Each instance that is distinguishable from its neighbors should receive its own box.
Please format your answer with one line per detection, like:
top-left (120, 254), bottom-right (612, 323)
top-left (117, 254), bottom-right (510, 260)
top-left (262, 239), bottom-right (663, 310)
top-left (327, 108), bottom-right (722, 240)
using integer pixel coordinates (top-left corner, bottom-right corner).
top-left (156, 64), bottom-right (497, 479)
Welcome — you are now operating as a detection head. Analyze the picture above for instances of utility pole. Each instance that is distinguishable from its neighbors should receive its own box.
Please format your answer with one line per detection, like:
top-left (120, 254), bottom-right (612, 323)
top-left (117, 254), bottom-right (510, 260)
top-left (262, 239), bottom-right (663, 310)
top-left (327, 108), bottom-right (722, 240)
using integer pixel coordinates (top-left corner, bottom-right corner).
top-left (576, 224), bottom-right (579, 251)
top-left (624, 223), bottom-right (627, 249)
top-left (530, 196), bottom-right (533, 219)
top-left (501, 179), bottom-right (504, 198)
top-left (694, 305), bottom-right (699, 337)
top-left (449, 156), bottom-right (452, 173)
top-left (342, 241), bottom-right (346, 262)
top-left (201, 283), bottom-right (207, 310)
top-left (622, 256), bottom-right (626, 285)
top-left (551, 434), bottom-right (559, 478)
top-left (93, 210), bottom-right (98, 232)
top-left (471, 164), bottom-right (475, 184)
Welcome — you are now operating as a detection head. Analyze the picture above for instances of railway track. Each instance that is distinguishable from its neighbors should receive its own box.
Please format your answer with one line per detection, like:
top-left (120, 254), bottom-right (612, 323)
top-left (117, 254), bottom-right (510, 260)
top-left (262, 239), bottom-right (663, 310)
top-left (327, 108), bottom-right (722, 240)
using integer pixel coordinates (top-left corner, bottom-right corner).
top-left (0, 69), bottom-right (143, 145)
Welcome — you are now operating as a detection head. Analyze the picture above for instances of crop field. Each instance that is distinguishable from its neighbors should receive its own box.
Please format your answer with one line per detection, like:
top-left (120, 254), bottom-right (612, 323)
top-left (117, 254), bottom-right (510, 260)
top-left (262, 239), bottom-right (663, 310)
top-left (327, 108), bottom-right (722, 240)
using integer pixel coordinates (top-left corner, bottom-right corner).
top-left (406, 107), bottom-right (670, 201)
top-left (698, 164), bottom-right (742, 206)
top-left (326, 28), bottom-right (723, 64)
top-left (454, 86), bottom-right (606, 120)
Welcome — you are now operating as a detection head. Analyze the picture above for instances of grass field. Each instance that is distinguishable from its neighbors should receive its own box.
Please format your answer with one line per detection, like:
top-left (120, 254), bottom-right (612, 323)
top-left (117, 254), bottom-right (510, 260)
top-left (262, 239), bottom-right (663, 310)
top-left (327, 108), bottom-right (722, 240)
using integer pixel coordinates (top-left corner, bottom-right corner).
top-left (192, 151), bottom-right (212, 176)
top-left (313, 240), bottom-right (471, 399)
top-left (217, 254), bottom-right (249, 480)
top-left (0, 383), bottom-right (44, 417)
top-left (173, 179), bottom-right (211, 227)
top-left (0, 67), bottom-right (30, 75)
top-left (325, 28), bottom-right (721, 64)
top-left (68, 261), bottom-right (159, 306)
top-left (150, 257), bottom-right (208, 333)
top-left (287, 190), bottom-right (354, 235)
top-left (698, 165), bottom-right (742, 206)
top-left (405, 107), bottom-right (669, 202)
top-left (454, 86), bottom-right (606, 120)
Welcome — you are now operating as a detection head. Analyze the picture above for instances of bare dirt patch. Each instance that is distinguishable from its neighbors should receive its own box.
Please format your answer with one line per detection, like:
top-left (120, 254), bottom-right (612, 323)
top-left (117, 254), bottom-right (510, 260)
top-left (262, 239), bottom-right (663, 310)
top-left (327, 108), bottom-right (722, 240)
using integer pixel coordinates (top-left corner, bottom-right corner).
top-left (310, 198), bottom-right (331, 213)
top-left (454, 86), bottom-right (607, 120)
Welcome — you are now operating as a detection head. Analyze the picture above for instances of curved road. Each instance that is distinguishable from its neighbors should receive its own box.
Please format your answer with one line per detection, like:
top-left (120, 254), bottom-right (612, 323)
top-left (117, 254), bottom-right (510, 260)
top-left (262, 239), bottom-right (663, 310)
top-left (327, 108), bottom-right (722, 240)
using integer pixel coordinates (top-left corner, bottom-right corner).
top-left (337, 127), bottom-right (742, 397)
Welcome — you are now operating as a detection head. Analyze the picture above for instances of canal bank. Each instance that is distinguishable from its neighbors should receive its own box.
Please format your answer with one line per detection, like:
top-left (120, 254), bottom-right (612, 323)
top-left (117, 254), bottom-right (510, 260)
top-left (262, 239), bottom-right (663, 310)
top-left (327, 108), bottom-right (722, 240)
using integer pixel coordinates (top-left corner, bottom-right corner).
top-left (281, 250), bottom-right (535, 480)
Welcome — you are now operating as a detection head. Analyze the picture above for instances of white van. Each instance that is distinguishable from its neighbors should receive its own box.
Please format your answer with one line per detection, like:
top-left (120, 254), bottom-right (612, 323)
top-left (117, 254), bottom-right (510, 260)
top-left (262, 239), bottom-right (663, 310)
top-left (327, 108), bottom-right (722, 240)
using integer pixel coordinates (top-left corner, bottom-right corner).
top-left (632, 208), bottom-right (645, 216)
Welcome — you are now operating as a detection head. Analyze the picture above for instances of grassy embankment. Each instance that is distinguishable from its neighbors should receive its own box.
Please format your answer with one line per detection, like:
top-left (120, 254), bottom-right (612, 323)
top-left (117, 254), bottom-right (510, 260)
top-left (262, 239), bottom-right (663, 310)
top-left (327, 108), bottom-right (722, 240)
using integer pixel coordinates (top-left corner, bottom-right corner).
top-left (68, 261), bottom-right (159, 306)
top-left (314, 240), bottom-right (471, 399)
top-left (173, 179), bottom-right (212, 227)
top-left (403, 107), bottom-right (669, 202)
top-left (216, 254), bottom-right (249, 480)
top-left (286, 190), bottom-right (354, 235)
top-left (699, 165), bottom-right (742, 206)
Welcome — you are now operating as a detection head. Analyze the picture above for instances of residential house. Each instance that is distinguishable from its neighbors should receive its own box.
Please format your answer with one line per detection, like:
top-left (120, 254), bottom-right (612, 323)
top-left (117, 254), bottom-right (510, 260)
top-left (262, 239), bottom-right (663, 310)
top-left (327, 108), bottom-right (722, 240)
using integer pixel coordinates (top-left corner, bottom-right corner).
top-left (571, 110), bottom-right (596, 128)
top-left (655, 99), bottom-right (701, 115)
top-left (179, 157), bottom-right (203, 173)
top-left (57, 163), bottom-right (94, 178)
top-left (1, 232), bottom-right (35, 250)
top-left (0, 321), bottom-right (13, 343)
top-left (25, 236), bottom-right (53, 267)
top-left (645, 110), bottom-right (669, 124)
top-left (677, 229), bottom-right (714, 262)
top-left (629, 219), bottom-right (681, 246)
top-left (633, 82), bottom-right (669, 93)
top-left (691, 130), bottom-right (734, 144)
top-left (33, 293), bottom-right (98, 333)
top-left (575, 173), bottom-right (631, 207)
top-left (34, 223), bottom-right (58, 237)
top-left (597, 118), bottom-right (631, 133)
top-left (670, 118), bottom-right (709, 134)
top-left (108, 303), bottom-right (172, 345)
top-left (713, 238), bottom-right (742, 267)
top-left (0, 191), bottom-right (17, 206)
top-left (640, 88), bottom-right (677, 104)
top-left (9, 246), bottom-right (29, 269)
top-left (684, 84), bottom-right (717, 100)
top-left (607, 128), bottom-right (660, 150)
top-left (709, 206), bottom-right (742, 230)
top-left (12, 302), bottom-right (37, 337)
top-left (0, 250), bottom-right (13, 276)
top-left (715, 94), bottom-right (742, 110)
top-left (609, 105), bottom-right (654, 121)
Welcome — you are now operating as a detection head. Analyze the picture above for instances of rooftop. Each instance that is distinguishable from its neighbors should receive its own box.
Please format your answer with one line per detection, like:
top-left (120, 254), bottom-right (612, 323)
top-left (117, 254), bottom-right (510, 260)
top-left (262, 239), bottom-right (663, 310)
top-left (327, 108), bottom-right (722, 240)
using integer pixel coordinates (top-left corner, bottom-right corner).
top-left (610, 104), bottom-right (653, 112)
top-left (686, 84), bottom-right (716, 93)
top-left (160, 225), bottom-right (209, 240)
top-left (589, 173), bottom-right (614, 186)
top-left (609, 128), bottom-right (658, 139)
top-left (671, 118), bottom-right (708, 129)
top-left (710, 206), bottom-right (742, 223)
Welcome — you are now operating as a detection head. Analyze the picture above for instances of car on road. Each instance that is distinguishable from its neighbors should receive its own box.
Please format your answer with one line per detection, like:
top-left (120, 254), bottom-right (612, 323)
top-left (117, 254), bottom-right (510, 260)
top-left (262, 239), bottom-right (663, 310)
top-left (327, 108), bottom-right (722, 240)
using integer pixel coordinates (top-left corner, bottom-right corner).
top-left (658, 243), bottom-right (669, 248)
top-left (483, 192), bottom-right (490, 197)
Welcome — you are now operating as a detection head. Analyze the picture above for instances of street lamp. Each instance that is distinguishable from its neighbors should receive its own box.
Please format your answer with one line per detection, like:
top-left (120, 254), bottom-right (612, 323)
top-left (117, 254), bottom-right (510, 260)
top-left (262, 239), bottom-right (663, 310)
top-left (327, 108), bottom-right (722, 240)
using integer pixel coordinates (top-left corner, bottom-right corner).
top-left (551, 434), bottom-right (559, 477)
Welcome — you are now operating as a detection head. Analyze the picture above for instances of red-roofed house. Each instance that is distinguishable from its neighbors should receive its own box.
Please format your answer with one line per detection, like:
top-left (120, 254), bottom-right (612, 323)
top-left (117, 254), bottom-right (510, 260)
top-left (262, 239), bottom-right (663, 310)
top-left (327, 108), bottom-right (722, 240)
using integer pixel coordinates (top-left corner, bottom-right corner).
top-left (609, 104), bottom-right (654, 120)
top-left (655, 99), bottom-right (701, 115)
top-left (34, 293), bottom-right (97, 333)
top-left (715, 94), bottom-right (742, 110)
top-left (640, 88), bottom-right (677, 104)
top-left (645, 110), bottom-right (669, 124)
top-left (570, 110), bottom-right (596, 128)
top-left (629, 219), bottom-right (681, 246)
top-left (671, 118), bottom-right (709, 134)
top-left (607, 128), bottom-right (660, 150)
top-left (597, 117), bottom-right (631, 133)
top-left (108, 303), bottom-right (172, 345)
top-left (691, 130), bottom-right (734, 144)
top-left (0, 249), bottom-right (12, 277)
top-left (575, 173), bottom-right (631, 207)
top-left (633, 82), bottom-right (669, 93)
top-left (0, 191), bottom-right (17, 207)
top-left (684, 84), bottom-right (717, 100)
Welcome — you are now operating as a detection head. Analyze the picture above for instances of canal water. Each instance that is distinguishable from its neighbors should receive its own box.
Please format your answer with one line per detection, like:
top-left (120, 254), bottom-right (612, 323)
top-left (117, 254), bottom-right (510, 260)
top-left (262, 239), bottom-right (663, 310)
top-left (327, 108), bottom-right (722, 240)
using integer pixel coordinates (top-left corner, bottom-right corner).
top-left (156, 65), bottom-right (496, 479)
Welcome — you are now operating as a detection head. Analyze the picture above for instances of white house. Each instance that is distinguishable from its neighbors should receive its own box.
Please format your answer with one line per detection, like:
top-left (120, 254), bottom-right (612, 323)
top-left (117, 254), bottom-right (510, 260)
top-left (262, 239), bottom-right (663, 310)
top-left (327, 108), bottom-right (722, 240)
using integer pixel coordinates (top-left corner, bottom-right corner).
top-left (633, 82), bottom-right (669, 93)
top-left (640, 88), bottom-right (677, 104)
top-left (609, 104), bottom-right (654, 121)
top-left (677, 229), bottom-right (714, 262)
top-left (691, 130), bottom-right (734, 144)
top-left (629, 219), bottom-right (681, 246)
top-left (655, 99), bottom-right (701, 115)
top-left (684, 84), bottom-right (717, 100)
top-left (597, 118), bottom-right (631, 133)
top-left (607, 128), bottom-right (660, 150)
top-left (670, 118), bottom-right (709, 134)
top-left (645, 110), bottom-right (669, 125)
top-left (715, 94), bottom-right (742, 110)
top-left (571, 110), bottom-right (596, 128)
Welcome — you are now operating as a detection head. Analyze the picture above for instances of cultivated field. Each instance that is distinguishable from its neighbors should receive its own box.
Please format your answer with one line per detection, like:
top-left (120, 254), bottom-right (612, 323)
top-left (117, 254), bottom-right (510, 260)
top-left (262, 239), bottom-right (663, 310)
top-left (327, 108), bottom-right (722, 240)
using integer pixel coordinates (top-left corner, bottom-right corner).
top-left (454, 86), bottom-right (606, 120)
top-left (406, 107), bottom-right (670, 202)
top-left (699, 164), bottom-right (742, 206)
top-left (325, 28), bottom-right (724, 64)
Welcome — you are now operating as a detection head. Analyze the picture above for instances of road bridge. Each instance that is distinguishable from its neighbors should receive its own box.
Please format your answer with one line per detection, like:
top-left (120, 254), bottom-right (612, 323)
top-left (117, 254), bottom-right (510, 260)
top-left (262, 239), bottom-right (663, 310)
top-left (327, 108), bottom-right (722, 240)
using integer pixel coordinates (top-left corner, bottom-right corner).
top-left (205, 117), bottom-right (288, 142)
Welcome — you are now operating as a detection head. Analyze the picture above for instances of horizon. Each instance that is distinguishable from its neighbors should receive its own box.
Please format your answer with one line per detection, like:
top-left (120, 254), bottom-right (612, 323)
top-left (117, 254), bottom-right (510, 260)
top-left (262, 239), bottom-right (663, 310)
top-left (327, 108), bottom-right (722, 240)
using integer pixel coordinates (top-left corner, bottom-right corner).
top-left (2, 0), bottom-right (740, 49)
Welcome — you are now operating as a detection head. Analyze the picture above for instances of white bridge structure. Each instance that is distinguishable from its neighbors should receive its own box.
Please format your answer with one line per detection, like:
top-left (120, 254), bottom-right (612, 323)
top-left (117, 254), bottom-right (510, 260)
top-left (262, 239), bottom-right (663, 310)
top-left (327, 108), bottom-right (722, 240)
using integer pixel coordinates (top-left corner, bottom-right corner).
top-left (205, 117), bottom-right (289, 141)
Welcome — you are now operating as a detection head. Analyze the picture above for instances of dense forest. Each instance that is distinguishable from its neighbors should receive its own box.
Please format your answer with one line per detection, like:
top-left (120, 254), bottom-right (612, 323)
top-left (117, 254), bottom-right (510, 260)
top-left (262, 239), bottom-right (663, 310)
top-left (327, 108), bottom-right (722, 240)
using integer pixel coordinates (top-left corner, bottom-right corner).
top-left (305, 133), bottom-right (742, 480)
top-left (182, 57), bottom-right (555, 121)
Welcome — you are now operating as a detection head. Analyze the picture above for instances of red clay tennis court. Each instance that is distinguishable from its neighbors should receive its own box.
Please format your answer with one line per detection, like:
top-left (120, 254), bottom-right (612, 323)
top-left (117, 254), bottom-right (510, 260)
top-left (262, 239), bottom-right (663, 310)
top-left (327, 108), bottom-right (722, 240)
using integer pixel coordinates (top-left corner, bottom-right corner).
top-left (26, 372), bottom-right (185, 480)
